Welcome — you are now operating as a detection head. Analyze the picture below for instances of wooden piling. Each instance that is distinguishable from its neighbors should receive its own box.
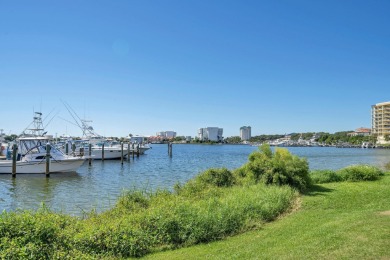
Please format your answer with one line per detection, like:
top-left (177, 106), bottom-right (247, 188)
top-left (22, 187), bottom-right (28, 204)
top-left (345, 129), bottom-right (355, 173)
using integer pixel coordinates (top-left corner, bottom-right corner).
top-left (65, 143), bottom-right (69, 155)
top-left (127, 142), bottom-right (130, 162)
top-left (132, 143), bottom-right (135, 159)
top-left (45, 143), bottom-right (51, 177)
top-left (12, 144), bottom-right (17, 177)
top-left (169, 143), bottom-right (173, 157)
top-left (137, 144), bottom-right (140, 157)
top-left (88, 143), bottom-right (92, 166)
top-left (121, 142), bottom-right (124, 164)
top-left (102, 143), bottom-right (105, 161)
top-left (72, 143), bottom-right (76, 156)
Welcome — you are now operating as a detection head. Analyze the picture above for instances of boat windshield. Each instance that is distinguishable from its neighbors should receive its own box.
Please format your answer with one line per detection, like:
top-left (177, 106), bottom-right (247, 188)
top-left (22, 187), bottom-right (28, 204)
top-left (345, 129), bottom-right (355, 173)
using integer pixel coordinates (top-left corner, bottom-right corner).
top-left (18, 139), bottom-right (50, 155)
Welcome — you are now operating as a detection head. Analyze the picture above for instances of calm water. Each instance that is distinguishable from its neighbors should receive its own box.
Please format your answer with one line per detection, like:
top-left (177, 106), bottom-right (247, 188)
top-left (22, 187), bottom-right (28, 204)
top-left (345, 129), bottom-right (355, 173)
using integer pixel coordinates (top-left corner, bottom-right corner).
top-left (1, 144), bottom-right (389, 215)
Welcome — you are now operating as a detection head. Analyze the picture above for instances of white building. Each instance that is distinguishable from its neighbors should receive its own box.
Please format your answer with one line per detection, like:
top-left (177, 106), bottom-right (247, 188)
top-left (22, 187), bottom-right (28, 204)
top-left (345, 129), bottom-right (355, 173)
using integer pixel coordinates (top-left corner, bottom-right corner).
top-left (198, 127), bottom-right (223, 142)
top-left (156, 131), bottom-right (177, 138)
top-left (240, 126), bottom-right (251, 141)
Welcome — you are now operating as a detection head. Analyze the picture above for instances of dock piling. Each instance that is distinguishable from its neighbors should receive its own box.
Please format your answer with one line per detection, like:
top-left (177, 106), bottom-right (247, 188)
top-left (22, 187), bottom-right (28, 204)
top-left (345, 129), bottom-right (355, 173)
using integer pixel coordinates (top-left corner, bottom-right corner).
top-left (127, 143), bottom-right (130, 162)
top-left (121, 142), bottom-right (124, 164)
top-left (88, 143), bottom-right (92, 166)
top-left (169, 143), bottom-right (173, 157)
top-left (72, 143), bottom-right (76, 156)
top-left (102, 143), bottom-right (105, 161)
top-left (45, 143), bottom-right (50, 177)
top-left (12, 144), bottom-right (17, 177)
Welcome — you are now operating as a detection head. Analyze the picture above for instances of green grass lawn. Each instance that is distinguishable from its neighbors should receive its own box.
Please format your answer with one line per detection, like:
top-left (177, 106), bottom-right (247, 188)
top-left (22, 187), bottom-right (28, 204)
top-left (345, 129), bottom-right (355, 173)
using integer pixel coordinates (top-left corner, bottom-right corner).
top-left (144, 173), bottom-right (390, 259)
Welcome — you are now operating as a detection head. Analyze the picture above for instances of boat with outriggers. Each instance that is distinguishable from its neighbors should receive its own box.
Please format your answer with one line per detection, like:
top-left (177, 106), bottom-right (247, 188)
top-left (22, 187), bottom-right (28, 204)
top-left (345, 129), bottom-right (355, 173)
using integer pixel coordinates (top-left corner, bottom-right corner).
top-left (0, 112), bottom-right (87, 174)
top-left (0, 136), bottom-right (86, 174)
top-left (59, 102), bottom-right (150, 159)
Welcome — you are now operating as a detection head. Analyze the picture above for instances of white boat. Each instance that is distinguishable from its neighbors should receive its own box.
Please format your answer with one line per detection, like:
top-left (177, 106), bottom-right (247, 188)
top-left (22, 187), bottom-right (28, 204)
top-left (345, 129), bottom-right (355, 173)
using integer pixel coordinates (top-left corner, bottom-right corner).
top-left (0, 136), bottom-right (86, 174)
top-left (128, 135), bottom-right (151, 154)
top-left (89, 141), bottom-right (129, 159)
top-left (130, 143), bottom-right (151, 155)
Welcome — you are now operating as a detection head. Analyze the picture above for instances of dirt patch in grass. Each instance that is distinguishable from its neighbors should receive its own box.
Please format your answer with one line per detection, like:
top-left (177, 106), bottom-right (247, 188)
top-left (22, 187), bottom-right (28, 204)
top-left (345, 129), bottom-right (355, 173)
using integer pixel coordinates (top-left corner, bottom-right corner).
top-left (378, 210), bottom-right (390, 216)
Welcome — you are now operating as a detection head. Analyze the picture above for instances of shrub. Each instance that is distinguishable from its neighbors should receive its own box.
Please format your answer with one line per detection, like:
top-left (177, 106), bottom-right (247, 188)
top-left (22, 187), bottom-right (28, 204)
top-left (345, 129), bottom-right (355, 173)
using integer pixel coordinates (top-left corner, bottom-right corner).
top-left (139, 184), bottom-right (296, 248)
top-left (310, 170), bottom-right (341, 184)
top-left (235, 144), bottom-right (311, 192)
top-left (196, 168), bottom-right (235, 187)
top-left (0, 209), bottom-right (78, 259)
top-left (73, 221), bottom-right (152, 257)
top-left (175, 168), bottom-right (235, 199)
top-left (115, 190), bottom-right (150, 212)
top-left (384, 161), bottom-right (390, 171)
top-left (337, 165), bottom-right (384, 182)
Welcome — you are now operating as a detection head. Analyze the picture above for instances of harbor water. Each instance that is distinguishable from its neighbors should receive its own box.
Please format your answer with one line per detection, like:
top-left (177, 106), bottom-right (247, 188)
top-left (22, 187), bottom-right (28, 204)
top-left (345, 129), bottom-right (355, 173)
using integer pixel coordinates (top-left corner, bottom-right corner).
top-left (1, 144), bottom-right (390, 215)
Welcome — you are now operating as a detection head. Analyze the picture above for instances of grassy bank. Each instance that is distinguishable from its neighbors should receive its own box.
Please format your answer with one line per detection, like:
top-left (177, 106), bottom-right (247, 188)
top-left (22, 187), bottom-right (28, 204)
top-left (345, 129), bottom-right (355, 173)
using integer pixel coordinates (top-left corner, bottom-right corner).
top-left (145, 172), bottom-right (390, 259)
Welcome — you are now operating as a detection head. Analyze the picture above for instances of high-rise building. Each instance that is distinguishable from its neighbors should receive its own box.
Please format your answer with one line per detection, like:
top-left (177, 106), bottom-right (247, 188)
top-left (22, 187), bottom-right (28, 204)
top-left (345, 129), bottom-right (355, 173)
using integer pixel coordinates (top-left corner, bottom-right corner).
top-left (372, 101), bottom-right (390, 144)
top-left (198, 127), bottom-right (223, 142)
top-left (240, 126), bottom-right (251, 141)
top-left (156, 131), bottom-right (177, 138)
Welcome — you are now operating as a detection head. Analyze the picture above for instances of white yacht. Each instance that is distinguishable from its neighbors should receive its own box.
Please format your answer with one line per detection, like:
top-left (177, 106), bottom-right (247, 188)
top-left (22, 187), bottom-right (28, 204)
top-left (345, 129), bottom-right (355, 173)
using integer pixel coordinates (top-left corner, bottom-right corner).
top-left (0, 112), bottom-right (86, 174)
top-left (0, 136), bottom-right (86, 174)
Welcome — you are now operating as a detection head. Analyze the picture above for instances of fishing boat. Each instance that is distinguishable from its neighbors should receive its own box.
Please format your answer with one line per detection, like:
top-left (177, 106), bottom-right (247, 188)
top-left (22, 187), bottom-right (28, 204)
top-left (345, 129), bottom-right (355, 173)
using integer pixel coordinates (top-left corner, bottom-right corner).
top-left (0, 112), bottom-right (86, 174)
top-left (0, 136), bottom-right (86, 174)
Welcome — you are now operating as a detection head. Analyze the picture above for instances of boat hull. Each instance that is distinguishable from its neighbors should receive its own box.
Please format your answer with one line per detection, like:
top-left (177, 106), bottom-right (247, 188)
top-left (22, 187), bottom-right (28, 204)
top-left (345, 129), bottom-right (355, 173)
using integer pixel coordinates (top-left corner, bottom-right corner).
top-left (90, 148), bottom-right (129, 160)
top-left (0, 158), bottom-right (86, 174)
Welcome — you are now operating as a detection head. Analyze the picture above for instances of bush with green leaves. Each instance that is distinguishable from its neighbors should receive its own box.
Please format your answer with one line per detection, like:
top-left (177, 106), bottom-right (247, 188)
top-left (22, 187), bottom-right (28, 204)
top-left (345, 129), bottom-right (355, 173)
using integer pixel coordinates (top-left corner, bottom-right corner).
top-left (310, 165), bottom-right (384, 184)
top-left (235, 144), bottom-right (311, 192)
top-left (337, 165), bottom-right (384, 182)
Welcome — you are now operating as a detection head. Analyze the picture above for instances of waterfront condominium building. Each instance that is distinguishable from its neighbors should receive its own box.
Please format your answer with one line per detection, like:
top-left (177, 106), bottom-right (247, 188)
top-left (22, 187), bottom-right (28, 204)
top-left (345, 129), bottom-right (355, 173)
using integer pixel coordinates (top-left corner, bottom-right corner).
top-left (198, 127), bottom-right (223, 142)
top-left (372, 101), bottom-right (390, 144)
top-left (240, 126), bottom-right (251, 141)
top-left (156, 131), bottom-right (177, 138)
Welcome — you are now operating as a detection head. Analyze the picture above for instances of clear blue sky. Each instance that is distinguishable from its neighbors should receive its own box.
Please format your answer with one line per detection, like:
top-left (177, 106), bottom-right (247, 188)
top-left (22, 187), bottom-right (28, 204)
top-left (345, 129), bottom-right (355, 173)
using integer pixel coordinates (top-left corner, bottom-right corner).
top-left (1, 0), bottom-right (389, 137)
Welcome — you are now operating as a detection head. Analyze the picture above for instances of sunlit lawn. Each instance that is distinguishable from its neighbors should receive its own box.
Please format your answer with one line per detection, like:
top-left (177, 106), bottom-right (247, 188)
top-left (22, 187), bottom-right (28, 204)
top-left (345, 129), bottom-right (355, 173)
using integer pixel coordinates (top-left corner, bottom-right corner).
top-left (145, 173), bottom-right (390, 259)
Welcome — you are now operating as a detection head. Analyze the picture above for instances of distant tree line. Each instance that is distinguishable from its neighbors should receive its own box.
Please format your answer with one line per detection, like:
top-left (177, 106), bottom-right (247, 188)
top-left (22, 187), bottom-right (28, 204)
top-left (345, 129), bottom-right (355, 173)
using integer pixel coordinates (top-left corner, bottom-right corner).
top-left (225, 131), bottom-right (377, 146)
top-left (317, 131), bottom-right (376, 145)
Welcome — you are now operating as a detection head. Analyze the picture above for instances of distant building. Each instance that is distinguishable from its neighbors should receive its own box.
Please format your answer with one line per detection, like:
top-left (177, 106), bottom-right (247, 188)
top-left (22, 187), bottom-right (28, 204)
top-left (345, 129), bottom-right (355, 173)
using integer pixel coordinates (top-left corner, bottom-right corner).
top-left (240, 126), bottom-right (251, 141)
top-left (372, 101), bottom-right (390, 144)
top-left (348, 127), bottom-right (371, 137)
top-left (156, 131), bottom-right (177, 139)
top-left (198, 127), bottom-right (223, 142)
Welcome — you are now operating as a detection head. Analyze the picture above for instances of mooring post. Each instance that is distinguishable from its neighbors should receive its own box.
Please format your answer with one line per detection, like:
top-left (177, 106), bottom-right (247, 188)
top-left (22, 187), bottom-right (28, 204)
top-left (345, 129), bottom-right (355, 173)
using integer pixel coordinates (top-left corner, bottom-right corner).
top-left (137, 144), bottom-right (140, 157)
top-left (169, 143), bottom-right (173, 157)
top-left (132, 143), bottom-right (135, 159)
top-left (167, 142), bottom-right (170, 154)
top-left (88, 143), bottom-right (92, 166)
top-left (12, 144), bottom-right (17, 177)
top-left (72, 143), bottom-right (76, 156)
top-left (102, 143), bottom-right (105, 161)
top-left (127, 142), bottom-right (130, 162)
top-left (121, 142), bottom-right (124, 164)
top-left (65, 143), bottom-right (69, 155)
top-left (45, 143), bottom-right (51, 177)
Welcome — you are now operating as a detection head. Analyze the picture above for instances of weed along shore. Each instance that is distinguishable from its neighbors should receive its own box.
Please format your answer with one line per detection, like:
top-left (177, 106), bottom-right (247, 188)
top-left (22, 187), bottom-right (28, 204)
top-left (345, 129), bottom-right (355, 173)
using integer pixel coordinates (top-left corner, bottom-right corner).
top-left (1, 145), bottom-right (389, 259)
